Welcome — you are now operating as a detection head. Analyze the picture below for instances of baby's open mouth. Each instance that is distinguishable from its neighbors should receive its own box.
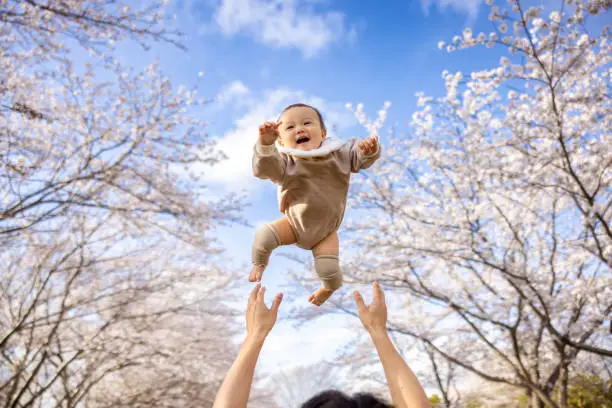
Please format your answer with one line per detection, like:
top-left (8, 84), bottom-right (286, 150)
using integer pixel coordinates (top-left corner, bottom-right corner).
top-left (296, 136), bottom-right (310, 144)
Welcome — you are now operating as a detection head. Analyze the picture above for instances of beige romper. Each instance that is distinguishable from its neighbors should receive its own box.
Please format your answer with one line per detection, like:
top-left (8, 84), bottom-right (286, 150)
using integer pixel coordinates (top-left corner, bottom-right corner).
top-left (252, 137), bottom-right (381, 249)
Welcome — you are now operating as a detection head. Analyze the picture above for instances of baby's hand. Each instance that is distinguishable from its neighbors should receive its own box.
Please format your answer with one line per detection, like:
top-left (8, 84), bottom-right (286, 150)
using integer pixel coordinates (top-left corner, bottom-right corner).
top-left (359, 134), bottom-right (379, 156)
top-left (259, 121), bottom-right (281, 146)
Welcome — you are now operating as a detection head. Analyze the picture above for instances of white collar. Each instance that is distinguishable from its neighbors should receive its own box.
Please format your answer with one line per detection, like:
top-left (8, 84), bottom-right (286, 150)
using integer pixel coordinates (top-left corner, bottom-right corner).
top-left (276, 136), bottom-right (346, 158)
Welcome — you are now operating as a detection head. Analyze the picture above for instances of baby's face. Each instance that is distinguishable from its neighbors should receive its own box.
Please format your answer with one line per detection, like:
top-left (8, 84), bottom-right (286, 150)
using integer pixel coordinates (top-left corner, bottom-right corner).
top-left (277, 106), bottom-right (326, 151)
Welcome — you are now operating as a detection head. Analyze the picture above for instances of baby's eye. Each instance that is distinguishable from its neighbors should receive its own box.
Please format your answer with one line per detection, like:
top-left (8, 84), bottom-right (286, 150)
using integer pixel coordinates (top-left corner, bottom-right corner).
top-left (304, 121), bottom-right (311, 125)
top-left (286, 125), bottom-right (294, 130)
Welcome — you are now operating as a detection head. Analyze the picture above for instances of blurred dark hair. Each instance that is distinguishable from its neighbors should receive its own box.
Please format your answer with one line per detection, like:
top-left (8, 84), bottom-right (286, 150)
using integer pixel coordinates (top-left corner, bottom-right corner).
top-left (300, 390), bottom-right (392, 408)
top-left (281, 103), bottom-right (326, 131)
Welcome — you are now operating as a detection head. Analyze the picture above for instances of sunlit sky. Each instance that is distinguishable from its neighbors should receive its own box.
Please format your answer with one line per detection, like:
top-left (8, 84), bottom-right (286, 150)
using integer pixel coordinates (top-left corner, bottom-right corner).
top-left (105, 0), bottom-right (605, 399)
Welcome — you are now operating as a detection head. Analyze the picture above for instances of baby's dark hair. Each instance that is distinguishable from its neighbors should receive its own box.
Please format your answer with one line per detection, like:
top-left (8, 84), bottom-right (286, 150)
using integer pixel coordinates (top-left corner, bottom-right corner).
top-left (300, 390), bottom-right (392, 408)
top-left (281, 103), bottom-right (326, 131)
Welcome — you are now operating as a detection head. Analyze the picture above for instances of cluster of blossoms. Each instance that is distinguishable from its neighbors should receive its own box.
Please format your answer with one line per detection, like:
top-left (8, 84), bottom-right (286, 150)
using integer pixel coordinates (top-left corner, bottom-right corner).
top-left (345, 101), bottom-right (392, 136)
top-left (342, 1), bottom-right (611, 405)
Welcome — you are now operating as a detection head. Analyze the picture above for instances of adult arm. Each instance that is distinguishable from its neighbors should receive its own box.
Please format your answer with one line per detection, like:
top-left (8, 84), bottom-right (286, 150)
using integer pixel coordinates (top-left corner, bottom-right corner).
top-left (354, 282), bottom-right (430, 408)
top-left (213, 284), bottom-right (283, 408)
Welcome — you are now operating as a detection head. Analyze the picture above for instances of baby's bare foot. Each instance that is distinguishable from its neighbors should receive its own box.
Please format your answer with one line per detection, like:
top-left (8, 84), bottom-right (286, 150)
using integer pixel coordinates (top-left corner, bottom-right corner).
top-left (308, 286), bottom-right (335, 307)
top-left (249, 264), bottom-right (266, 282)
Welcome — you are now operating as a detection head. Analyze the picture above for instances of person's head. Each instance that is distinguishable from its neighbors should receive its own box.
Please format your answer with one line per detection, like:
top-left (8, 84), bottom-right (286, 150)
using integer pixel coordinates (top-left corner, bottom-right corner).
top-left (277, 103), bottom-right (327, 151)
top-left (300, 390), bottom-right (392, 408)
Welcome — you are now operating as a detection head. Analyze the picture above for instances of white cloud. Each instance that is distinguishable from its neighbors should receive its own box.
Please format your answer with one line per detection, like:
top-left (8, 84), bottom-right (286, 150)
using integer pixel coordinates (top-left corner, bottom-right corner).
top-left (201, 83), bottom-right (356, 188)
top-left (217, 80), bottom-right (250, 105)
top-left (421, 0), bottom-right (482, 20)
top-left (203, 88), bottom-right (303, 187)
top-left (212, 0), bottom-right (352, 57)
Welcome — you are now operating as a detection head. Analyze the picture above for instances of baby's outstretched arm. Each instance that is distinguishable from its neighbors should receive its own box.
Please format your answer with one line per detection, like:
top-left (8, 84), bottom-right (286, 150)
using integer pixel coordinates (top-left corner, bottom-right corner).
top-left (252, 121), bottom-right (286, 183)
top-left (358, 134), bottom-right (379, 156)
top-left (350, 134), bottom-right (381, 172)
top-left (259, 121), bottom-right (280, 145)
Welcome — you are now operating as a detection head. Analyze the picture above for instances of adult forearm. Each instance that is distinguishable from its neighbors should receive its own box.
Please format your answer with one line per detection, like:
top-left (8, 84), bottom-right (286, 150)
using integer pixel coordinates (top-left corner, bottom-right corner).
top-left (371, 331), bottom-right (430, 408)
top-left (213, 336), bottom-right (265, 408)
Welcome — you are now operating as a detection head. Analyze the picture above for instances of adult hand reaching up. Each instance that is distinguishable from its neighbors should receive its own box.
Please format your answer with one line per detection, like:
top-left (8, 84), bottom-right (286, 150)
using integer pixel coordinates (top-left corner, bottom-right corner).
top-left (213, 284), bottom-right (283, 408)
top-left (247, 283), bottom-right (283, 343)
top-left (354, 281), bottom-right (387, 339)
top-left (353, 282), bottom-right (430, 408)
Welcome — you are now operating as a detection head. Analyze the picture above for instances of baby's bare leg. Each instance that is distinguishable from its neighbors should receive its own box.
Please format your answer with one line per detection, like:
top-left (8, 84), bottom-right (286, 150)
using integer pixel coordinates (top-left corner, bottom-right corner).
top-left (309, 231), bottom-right (342, 306)
top-left (250, 217), bottom-right (297, 282)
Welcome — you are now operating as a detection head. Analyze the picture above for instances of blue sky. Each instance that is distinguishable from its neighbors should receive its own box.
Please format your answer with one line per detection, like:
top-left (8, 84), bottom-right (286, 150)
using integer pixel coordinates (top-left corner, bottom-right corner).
top-left (115, 0), bottom-right (496, 383)
top-left (162, 0), bottom-right (498, 392)
top-left (109, 0), bottom-right (601, 396)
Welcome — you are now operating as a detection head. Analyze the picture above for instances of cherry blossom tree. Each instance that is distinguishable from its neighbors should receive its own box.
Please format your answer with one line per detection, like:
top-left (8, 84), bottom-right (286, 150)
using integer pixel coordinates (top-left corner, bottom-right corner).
top-left (338, 1), bottom-right (611, 407)
top-left (1, 1), bottom-right (243, 406)
top-left (268, 363), bottom-right (344, 408)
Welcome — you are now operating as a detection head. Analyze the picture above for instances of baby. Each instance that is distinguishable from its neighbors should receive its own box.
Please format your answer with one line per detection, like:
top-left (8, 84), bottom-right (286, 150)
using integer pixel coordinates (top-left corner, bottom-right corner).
top-left (250, 103), bottom-right (380, 306)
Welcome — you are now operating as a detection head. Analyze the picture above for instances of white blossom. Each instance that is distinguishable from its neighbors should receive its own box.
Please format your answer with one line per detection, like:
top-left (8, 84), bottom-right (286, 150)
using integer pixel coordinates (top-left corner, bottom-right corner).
top-left (550, 10), bottom-right (562, 23)
top-left (346, 101), bottom-right (392, 136)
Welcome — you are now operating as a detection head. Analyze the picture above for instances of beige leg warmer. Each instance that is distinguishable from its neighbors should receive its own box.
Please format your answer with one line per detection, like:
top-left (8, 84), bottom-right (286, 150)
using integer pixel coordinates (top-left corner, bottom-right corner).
top-left (252, 224), bottom-right (281, 266)
top-left (314, 255), bottom-right (343, 290)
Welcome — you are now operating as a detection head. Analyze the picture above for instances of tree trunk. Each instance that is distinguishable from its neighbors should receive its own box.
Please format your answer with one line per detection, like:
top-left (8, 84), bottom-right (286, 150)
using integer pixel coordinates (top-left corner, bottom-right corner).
top-left (557, 363), bottom-right (569, 408)
top-left (531, 393), bottom-right (545, 408)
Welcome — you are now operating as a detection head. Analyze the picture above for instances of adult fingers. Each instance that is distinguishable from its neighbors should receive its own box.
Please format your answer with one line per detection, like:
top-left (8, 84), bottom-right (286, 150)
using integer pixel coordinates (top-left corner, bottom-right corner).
top-left (249, 283), bottom-right (261, 303)
top-left (257, 285), bottom-right (267, 306)
top-left (354, 291), bottom-right (368, 315)
top-left (270, 292), bottom-right (283, 315)
top-left (372, 282), bottom-right (385, 305)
